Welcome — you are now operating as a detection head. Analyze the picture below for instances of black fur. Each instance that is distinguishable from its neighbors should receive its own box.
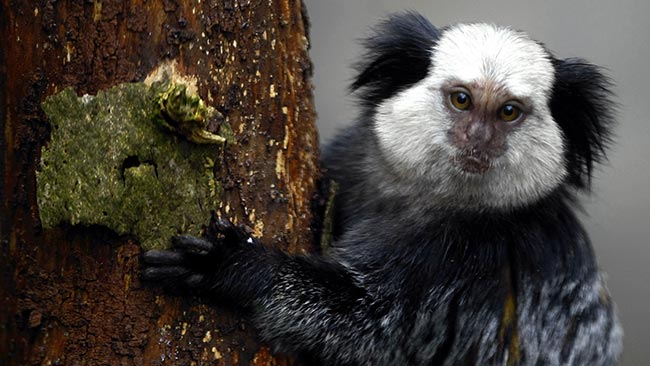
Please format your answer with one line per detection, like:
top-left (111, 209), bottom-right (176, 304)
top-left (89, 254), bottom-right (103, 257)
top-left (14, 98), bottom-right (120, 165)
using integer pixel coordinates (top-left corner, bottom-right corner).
top-left (142, 12), bottom-right (621, 366)
top-left (551, 59), bottom-right (616, 189)
top-left (351, 11), bottom-right (441, 107)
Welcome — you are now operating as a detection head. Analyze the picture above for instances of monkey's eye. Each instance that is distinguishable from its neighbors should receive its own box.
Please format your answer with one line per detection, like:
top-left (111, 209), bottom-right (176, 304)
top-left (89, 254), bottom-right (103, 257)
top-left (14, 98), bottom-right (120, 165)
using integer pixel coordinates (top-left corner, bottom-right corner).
top-left (450, 91), bottom-right (471, 110)
top-left (499, 104), bottom-right (522, 122)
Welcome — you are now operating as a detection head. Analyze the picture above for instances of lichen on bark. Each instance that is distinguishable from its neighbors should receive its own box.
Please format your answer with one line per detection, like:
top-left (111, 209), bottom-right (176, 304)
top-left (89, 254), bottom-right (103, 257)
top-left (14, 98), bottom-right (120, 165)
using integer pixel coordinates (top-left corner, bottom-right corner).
top-left (37, 82), bottom-right (228, 250)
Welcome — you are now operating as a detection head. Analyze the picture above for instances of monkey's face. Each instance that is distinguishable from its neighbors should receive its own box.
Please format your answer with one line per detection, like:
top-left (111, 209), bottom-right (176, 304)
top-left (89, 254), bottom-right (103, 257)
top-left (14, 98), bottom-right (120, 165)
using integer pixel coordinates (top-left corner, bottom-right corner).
top-left (373, 24), bottom-right (567, 209)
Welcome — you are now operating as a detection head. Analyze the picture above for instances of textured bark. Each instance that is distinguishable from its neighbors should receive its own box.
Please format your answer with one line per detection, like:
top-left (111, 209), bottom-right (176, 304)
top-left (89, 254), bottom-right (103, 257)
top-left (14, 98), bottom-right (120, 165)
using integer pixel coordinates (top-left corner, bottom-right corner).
top-left (0, 1), bottom-right (318, 365)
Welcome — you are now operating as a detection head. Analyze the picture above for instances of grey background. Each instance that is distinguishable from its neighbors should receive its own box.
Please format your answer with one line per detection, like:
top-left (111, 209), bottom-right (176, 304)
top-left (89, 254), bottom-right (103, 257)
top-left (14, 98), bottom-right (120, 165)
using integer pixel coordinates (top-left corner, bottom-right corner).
top-left (303, 0), bottom-right (650, 364)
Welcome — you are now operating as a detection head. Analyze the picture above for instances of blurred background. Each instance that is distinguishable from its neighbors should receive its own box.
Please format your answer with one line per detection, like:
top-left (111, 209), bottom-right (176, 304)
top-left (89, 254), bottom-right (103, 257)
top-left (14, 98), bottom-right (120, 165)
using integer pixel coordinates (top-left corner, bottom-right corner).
top-left (303, 0), bottom-right (650, 364)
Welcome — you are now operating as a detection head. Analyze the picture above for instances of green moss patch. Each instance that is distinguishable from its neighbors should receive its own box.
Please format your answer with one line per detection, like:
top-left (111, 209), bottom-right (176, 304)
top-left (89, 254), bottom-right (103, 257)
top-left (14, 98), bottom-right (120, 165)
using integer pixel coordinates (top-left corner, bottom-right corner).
top-left (38, 83), bottom-right (226, 250)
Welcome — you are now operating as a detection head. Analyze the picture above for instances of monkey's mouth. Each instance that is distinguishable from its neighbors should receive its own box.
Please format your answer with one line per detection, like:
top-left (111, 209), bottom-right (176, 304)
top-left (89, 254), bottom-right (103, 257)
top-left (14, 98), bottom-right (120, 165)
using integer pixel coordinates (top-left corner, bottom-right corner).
top-left (452, 151), bottom-right (492, 174)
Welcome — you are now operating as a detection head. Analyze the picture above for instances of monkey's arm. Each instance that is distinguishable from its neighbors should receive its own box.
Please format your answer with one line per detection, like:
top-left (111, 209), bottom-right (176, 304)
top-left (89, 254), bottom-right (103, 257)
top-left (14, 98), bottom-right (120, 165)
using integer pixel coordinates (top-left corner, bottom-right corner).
top-left (142, 219), bottom-right (380, 363)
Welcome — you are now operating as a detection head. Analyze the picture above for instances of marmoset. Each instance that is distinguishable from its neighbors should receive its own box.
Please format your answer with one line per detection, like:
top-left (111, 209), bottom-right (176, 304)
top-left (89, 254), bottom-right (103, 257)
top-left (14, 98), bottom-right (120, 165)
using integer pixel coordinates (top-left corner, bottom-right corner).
top-left (143, 12), bottom-right (622, 366)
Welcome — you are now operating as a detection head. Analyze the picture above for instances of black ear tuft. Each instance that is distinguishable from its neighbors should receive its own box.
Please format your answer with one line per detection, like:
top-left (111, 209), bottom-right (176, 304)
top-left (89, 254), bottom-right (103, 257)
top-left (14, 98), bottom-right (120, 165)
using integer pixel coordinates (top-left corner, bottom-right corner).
top-left (351, 12), bottom-right (441, 107)
top-left (551, 58), bottom-right (616, 190)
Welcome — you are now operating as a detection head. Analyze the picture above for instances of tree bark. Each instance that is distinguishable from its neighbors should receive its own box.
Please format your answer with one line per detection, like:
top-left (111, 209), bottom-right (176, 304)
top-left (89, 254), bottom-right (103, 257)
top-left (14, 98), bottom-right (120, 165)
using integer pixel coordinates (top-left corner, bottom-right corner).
top-left (0, 1), bottom-right (319, 365)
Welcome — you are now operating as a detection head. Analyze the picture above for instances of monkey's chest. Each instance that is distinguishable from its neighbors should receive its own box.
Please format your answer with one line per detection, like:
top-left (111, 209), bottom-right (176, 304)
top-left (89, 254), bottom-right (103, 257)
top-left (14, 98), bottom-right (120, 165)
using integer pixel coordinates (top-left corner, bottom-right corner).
top-left (402, 278), bottom-right (518, 366)
top-left (404, 275), bottom-right (607, 366)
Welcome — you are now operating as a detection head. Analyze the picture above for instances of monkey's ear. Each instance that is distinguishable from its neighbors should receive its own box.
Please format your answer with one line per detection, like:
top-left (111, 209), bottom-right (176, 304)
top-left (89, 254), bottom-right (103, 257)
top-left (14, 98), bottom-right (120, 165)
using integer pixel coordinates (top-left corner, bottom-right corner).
top-left (551, 58), bottom-right (616, 190)
top-left (351, 12), bottom-right (440, 107)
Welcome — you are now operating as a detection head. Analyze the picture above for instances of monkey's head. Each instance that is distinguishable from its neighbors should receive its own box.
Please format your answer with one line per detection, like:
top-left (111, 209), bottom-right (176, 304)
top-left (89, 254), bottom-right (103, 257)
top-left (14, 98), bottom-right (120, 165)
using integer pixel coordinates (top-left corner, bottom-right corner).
top-left (352, 12), bottom-right (614, 210)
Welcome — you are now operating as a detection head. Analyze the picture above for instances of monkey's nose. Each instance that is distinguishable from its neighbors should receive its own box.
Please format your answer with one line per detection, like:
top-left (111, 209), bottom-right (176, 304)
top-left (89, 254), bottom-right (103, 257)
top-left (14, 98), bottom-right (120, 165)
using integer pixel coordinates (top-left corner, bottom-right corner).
top-left (466, 119), bottom-right (495, 146)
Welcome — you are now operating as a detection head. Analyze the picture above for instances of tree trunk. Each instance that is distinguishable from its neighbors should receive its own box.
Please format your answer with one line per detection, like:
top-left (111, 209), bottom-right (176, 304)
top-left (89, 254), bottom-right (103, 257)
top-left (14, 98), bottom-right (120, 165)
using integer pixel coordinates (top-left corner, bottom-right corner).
top-left (0, 1), bottom-right (319, 365)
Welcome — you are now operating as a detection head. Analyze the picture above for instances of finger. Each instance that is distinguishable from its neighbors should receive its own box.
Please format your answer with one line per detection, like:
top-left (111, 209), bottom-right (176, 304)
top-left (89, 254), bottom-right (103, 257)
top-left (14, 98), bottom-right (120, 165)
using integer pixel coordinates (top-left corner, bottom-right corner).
top-left (215, 218), bottom-right (236, 235)
top-left (142, 250), bottom-right (185, 265)
top-left (215, 218), bottom-right (251, 242)
top-left (141, 266), bottom-right (190, 280)
top-left (184, 274), bottom-right (205, 288)
top-left (172, 235), bottom-right (214, 252)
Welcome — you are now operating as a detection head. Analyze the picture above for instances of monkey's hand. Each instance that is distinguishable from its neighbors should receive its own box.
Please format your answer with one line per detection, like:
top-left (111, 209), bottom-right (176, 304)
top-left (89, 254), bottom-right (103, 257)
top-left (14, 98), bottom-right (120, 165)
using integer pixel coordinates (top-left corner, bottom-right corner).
top-left (143, 217), bottom-right (375, 363)
top-left (141, 218), bottom-right (271, 305)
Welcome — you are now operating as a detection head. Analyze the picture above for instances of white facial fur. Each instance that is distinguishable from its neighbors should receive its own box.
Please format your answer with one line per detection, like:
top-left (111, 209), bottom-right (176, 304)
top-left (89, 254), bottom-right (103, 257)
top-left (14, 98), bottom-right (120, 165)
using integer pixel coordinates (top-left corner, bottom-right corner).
top-left (373, 23), bottom-right (567, 210)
